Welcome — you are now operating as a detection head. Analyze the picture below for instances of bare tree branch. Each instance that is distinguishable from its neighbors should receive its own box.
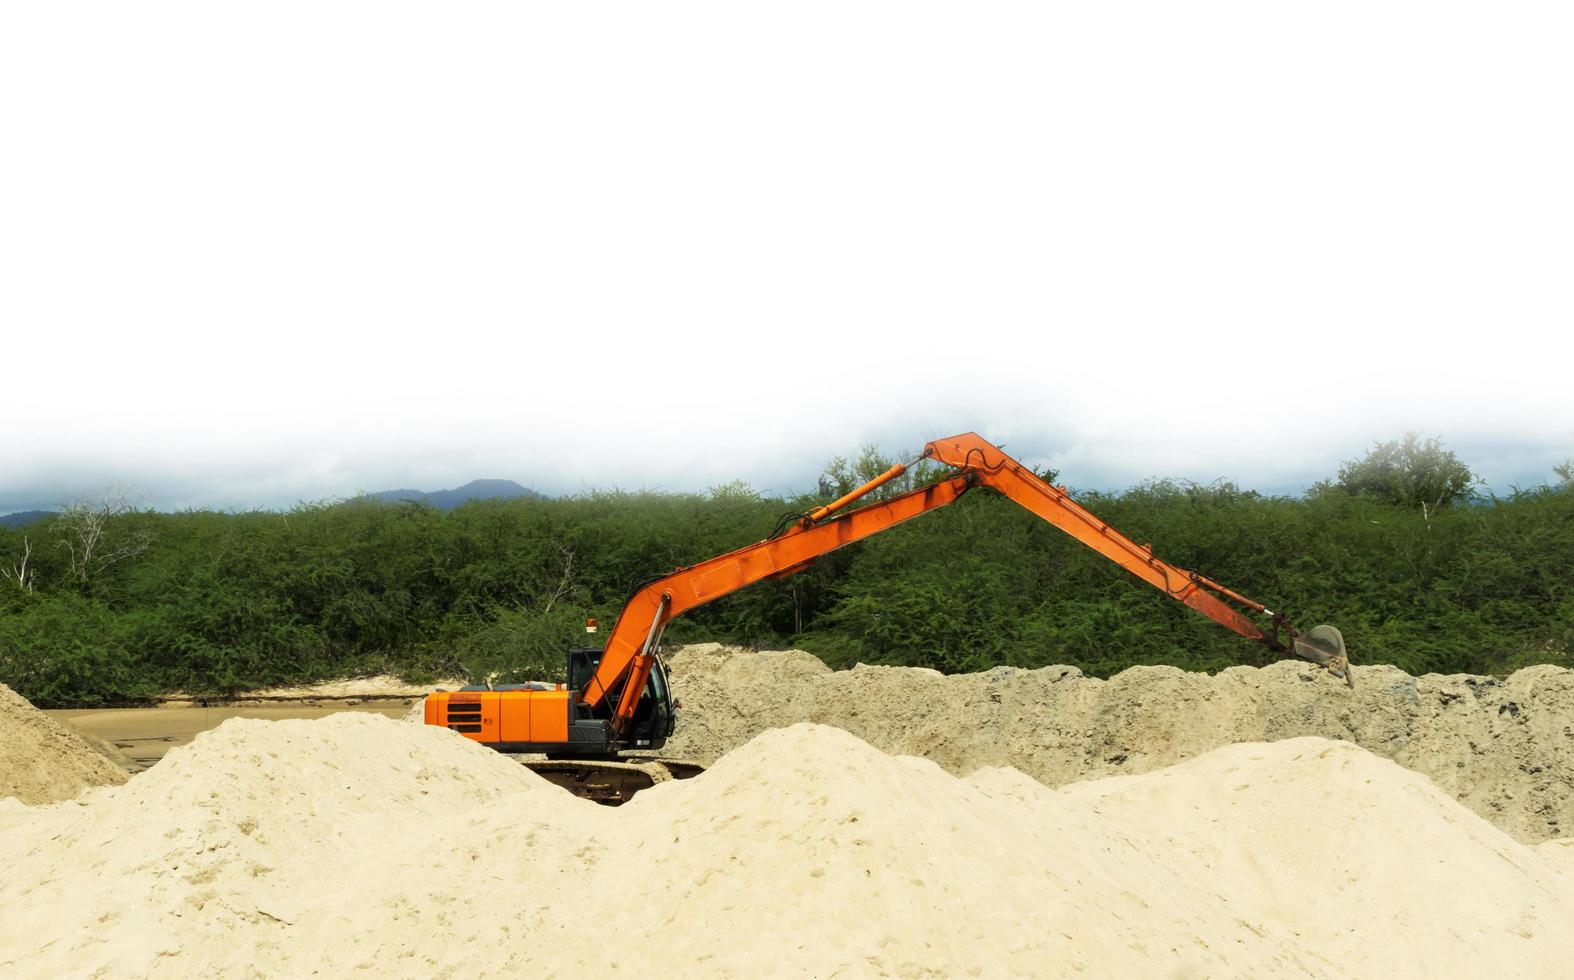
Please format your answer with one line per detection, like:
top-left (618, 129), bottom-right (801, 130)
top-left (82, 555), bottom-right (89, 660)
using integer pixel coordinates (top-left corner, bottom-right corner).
top-left (53, 485), bottom-right (153, 584)
top-left (540, 546), bottom-right (576, 617)
top-left (3, 535), bottom-right (34, 592)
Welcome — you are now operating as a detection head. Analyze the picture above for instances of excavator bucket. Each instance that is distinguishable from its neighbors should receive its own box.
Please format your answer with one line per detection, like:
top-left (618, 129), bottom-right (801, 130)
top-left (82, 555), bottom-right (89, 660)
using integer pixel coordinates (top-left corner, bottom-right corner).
top-left (1291, 624), bottom-right (1354, 688)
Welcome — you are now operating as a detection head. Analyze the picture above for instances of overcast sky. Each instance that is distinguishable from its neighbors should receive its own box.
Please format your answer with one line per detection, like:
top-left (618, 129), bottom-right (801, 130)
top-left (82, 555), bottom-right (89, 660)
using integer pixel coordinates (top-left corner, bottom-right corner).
top-left (3, 2), bottom-right (1570, 514)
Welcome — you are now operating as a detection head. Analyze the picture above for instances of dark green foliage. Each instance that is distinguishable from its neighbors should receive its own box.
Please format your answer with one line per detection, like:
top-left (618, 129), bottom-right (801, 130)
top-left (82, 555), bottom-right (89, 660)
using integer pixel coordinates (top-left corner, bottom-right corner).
top-left (0, 592), bottom-right (149, 705)
top-left (1328, 432), bottom-right (1479, 510)
top-left (1555, 460), bottom-right (1573, 488)
top-left (2, 446), bottom-right (1571, 706)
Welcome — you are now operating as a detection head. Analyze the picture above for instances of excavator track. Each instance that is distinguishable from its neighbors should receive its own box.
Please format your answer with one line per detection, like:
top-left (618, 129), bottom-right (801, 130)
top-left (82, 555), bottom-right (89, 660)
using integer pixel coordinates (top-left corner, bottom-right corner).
top-left (628, 757), bottom-right (705, 780)
top-left (521, 758), bottom-right (704, 806)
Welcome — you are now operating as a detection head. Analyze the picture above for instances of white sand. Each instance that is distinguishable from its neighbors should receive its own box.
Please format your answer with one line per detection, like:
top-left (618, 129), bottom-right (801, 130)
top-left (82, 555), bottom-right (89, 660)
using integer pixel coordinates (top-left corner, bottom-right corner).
top-left (2, 714), bottom-right (1571, 977)
top-left (0, 683), bottom-right (129, 804)
top-left (661, 643), bottom-right (1574, 842)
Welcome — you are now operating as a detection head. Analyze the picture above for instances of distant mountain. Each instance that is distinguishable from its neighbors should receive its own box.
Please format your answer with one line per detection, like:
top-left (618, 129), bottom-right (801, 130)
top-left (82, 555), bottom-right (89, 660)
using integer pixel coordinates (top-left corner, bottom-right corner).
top-left (0, 510), bottom-right (55, 529)
top-left (365, 479), bottom-right (541, 510)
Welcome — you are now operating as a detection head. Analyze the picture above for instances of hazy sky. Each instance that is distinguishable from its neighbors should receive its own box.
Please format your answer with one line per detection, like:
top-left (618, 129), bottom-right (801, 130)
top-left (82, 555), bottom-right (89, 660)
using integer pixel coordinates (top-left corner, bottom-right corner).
top-left (3, 3), bottom-right (1571, 514)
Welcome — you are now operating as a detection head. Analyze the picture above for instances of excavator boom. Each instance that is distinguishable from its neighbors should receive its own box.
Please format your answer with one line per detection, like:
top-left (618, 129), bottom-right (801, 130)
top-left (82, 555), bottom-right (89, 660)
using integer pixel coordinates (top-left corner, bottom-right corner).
top-left (584, 432), bottom-right (1351, 735)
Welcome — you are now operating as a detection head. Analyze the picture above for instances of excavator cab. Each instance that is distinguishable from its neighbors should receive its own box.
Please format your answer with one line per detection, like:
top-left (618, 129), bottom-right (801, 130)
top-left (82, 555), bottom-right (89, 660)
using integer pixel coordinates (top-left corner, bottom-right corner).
top-left (625, 654), bottom-right (676, 745)
top-left (566, 646), bottom-right (676, 749)
top-left (567, 647), bottom-right (603, 694)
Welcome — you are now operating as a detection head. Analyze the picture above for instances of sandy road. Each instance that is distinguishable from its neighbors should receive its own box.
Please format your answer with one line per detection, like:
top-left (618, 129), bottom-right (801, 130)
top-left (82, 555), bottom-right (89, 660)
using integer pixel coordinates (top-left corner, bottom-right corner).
top-left (47, 703), bottom-right (413, 771)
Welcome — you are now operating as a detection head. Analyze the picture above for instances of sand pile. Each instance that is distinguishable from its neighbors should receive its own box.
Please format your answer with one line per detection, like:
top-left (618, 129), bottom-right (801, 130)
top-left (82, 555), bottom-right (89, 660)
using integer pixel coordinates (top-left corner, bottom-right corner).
top-left (0, 682), bottom-right (129, 804)
top-left (2, 715), bottom-right (1572, 977)
top-left (661, 644), bottom-right (1574, 843)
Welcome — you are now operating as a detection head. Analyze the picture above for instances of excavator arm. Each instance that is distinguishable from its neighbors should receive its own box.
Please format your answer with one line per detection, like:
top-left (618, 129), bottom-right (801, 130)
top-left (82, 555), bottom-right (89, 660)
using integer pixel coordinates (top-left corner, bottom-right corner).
top-left (584, 432), bottom-right (1351, 736)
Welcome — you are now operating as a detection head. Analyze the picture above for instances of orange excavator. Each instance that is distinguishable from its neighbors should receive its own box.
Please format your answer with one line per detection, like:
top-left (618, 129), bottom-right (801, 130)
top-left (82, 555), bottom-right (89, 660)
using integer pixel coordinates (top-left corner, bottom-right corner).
top-left (425, 432), bottom-right (1352, 801)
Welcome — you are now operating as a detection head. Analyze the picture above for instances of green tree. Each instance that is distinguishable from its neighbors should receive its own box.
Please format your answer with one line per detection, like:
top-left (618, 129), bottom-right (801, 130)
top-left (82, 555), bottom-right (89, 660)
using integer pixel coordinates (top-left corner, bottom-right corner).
top-left (816, 445), bottom-right (941, 501)
top-left (1333, 433), bottom-right (1478, 513)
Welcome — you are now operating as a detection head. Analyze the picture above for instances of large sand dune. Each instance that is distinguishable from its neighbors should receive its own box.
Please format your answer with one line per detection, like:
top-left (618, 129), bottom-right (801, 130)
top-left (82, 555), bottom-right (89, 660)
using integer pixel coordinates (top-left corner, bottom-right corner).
top-left (3, 709), bottom-right (1573, 977)
top-left (661, 644), bottom-right (1574, 843)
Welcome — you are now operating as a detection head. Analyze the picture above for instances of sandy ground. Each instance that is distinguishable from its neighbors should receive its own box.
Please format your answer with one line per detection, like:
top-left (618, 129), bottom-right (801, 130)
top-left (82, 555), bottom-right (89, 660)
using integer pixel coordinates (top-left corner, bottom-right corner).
top-left (35, 676), bottom-right (442, 775)
top-left (158, 674), bottom-right (463, 704)
top-left (47, 643), bottom-right (1572, 846)
top-left (0, 684), bottom-right (129, 804)
top-left (48, 704), bottom-right (414, 771)
top-left (1, 715), bottom-right (1571, 977)
top-left (10, 660), bottom-right (1574, 976)
top-left (659, 644), bottom-right (1574, 843)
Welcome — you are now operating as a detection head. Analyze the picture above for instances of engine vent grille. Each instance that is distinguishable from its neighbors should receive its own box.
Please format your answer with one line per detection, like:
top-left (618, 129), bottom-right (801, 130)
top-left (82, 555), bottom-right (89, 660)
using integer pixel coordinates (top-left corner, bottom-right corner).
top-left (446, 702), bottom-right (483, 733)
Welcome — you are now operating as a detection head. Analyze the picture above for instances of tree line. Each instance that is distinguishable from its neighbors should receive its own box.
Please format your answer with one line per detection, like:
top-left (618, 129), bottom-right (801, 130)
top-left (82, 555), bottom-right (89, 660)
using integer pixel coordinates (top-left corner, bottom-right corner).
top-left (1, 436), bottom-right (1570, 706)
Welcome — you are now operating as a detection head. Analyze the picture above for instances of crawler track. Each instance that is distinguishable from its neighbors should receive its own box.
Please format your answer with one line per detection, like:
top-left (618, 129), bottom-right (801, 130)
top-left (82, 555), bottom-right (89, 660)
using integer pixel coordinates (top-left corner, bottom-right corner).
top-left (523, 758), bottom-right (705, 805)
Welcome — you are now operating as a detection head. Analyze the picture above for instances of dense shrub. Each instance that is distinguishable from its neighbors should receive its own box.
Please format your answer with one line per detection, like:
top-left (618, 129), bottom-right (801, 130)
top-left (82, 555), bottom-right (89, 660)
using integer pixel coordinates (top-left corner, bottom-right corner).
top-left (2, 458), bottom-right (1570, 706)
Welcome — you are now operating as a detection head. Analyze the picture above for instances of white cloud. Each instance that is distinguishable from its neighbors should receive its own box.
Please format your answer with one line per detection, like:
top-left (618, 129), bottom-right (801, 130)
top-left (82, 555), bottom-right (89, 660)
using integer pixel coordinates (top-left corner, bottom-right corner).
top-left (3, 2), bottom-right (1570, 511)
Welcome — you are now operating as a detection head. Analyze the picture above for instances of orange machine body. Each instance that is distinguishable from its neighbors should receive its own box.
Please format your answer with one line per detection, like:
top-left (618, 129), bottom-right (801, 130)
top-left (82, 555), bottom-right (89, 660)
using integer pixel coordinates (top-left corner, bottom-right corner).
top-left (425, 689), bottom-right (572, 747)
